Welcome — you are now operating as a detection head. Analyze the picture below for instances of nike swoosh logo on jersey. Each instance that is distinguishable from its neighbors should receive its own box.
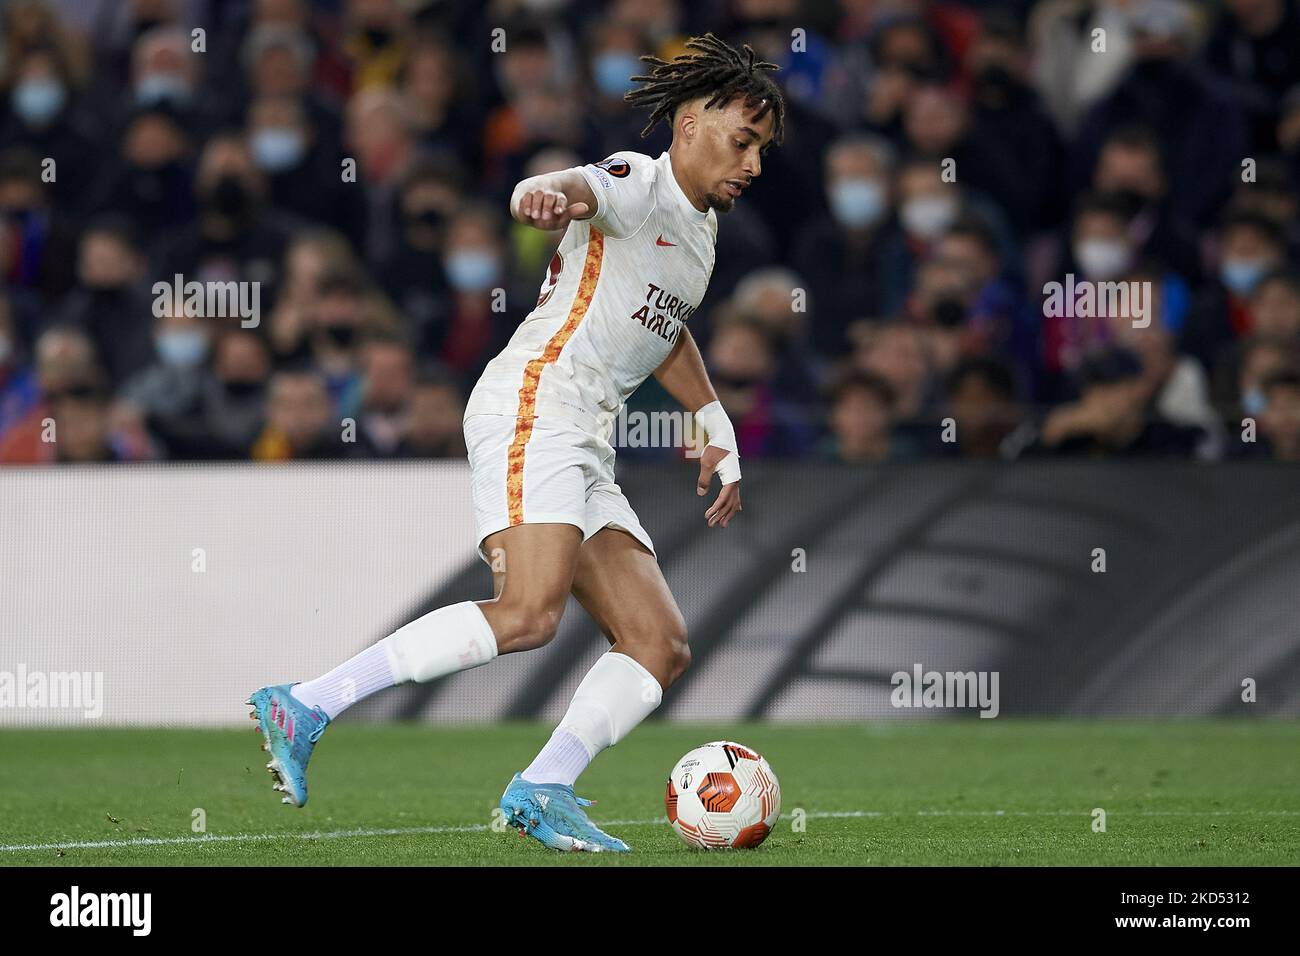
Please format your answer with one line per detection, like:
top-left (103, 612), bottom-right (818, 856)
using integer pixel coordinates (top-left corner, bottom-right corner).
top-left (655, 235), bottom-right (676, 247)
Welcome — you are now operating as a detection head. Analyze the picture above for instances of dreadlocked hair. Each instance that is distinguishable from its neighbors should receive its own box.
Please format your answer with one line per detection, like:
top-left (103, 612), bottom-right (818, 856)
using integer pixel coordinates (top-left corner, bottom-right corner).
top-left (624, 33), bottom-right (785, 146)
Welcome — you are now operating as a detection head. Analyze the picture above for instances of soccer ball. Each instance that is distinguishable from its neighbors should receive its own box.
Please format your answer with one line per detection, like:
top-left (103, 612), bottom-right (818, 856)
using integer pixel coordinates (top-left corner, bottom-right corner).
top-left (665, 740), bottom-right (781, 849)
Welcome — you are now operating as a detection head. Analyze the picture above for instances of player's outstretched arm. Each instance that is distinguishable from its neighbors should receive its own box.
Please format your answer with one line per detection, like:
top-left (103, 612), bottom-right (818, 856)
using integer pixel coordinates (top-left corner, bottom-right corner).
top-left (653, 328), bottom-right (742, 528)
top-left (509, 169), bottom-right (598, 231)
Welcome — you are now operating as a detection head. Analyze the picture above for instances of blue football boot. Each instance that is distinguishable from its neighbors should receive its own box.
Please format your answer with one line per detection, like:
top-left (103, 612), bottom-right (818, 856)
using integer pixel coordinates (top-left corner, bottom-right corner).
top-left (246, 683), bottom-right (330, 807)
top-left (499, 773), bottom-right (631, 853)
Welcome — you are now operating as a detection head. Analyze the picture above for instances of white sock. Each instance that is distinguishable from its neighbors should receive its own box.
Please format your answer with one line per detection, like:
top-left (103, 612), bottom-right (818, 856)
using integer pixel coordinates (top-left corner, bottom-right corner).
top-left (382, 600), bottom-right (498, 683)
top-left (290, 601), bottom-right (499, 719)
top-left (523, 652), bottom-right (663, 786)
top-left (289, 642), bottom-right (394, 720)
top-left (521, 730), bottom-right (591, 786)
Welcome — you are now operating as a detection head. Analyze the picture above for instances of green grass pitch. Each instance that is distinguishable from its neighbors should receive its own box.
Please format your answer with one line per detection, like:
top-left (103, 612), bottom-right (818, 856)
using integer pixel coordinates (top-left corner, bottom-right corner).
top-left (1, 720), bottom-right (1297, 866)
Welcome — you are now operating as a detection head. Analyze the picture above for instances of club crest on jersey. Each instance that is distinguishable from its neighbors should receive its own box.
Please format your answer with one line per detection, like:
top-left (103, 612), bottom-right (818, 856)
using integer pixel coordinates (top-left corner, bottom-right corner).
top-left (595, 157), bottom-right (631, 178)
top-left (536, 251), bottom-right (563, 308)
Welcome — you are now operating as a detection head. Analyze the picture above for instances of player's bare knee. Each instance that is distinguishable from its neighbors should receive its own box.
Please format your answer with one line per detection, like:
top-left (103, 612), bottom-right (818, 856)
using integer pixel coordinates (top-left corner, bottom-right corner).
top-left (524, 605), bottom-right (564, 649)
top-left (492, 600), bottom-right (564, 653)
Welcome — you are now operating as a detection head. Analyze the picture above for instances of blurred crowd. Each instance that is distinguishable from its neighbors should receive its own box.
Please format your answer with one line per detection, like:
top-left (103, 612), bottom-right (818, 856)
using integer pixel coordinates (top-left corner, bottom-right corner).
top-left (2, 0), bottom-right (1300, 465)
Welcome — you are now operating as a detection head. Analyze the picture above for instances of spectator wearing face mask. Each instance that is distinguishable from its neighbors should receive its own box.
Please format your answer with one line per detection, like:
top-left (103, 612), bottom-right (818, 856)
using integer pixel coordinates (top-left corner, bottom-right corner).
top-left (127, 323), bottom-right (270, 460)
top-left (157, 133), bottom-right (297, 301)
top-left (902, 83), bottom-right (1030, 237)
top-left (379, 157), bottom-right (459, 342)
top-left (1208, 269), bottom-right (1300, 412)
top-left (1089, 124), bottom-right (1201, 282)
top-left (123, 25), bottom-right (228, 140)
top-left (304, 271), bottom-right (372, 411)
top-left (904, 254), bottom-right (974, 382)
top-left (269, 229), bottom-right (364, 366)
top-left (246, 94), bottom-right (311, 175)
top-left (1184, 210), bottom-right (1290, 372)
top-left (1043, 192), bottom-right (1142, 392)
top-left (128, 26), bottom-right (200, 115)
top-left (246, 93), bottom-right (364, 242)
top-left (587, 21), bottom-right (665, 160)
top-left (436, 204), bottom-right (517, 388)
top-left (1, 47), bottom-right (99, 216)
top-left (239, 23), bottom-right (345, 152)
top-left (120, 305), bottom-right (215, 437)
top-left (204, 328), bottom-right (273, 457)
top-left (890, 158), bottom-right (961, 307)
top-left (1227, 336), bottom-right (1297, 425)
top-left (891, 157), bottom-right (1019, 319)
top-left (792, 135), bottom-right (906, 357)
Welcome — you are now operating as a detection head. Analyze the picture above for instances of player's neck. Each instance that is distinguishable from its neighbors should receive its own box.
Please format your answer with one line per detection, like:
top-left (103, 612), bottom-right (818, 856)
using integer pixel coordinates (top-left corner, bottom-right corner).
top-left (667, 146), bottom-right (708, 212)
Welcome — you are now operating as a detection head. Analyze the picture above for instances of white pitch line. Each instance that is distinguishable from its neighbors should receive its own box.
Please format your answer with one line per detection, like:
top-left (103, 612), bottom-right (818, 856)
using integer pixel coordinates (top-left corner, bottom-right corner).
top-left (0, 824), bottom-right (491, 853)
top-left (2, 808), bottom-right (1297, 853)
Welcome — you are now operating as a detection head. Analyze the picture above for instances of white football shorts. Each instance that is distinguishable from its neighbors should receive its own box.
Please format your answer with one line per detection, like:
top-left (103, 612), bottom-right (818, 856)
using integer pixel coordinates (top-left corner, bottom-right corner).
top-left (463, 413), bottom-right (655, 563)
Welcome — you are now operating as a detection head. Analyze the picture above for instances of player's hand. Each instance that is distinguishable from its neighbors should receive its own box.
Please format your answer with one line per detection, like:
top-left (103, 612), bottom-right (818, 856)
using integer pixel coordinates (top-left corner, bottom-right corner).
top-left (513, 188), bottom-right (590, 230)
top-left (697, 445), bottom-right (742, 528)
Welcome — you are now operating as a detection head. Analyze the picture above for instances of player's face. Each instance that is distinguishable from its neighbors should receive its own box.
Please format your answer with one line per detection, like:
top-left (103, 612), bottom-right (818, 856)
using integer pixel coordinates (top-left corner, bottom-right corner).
top-left (695, 99), bottom-right (775, 213)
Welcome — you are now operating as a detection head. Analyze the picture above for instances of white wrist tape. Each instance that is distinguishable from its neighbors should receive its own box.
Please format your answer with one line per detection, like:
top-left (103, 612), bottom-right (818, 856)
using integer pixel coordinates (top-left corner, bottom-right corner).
top-left (694, 400), bottom-right (741, 484)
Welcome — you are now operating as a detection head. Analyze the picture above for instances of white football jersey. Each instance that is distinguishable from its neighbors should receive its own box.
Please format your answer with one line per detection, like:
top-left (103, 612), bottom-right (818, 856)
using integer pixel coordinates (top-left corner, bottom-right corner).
top-left (465, 150), bottom-right (718, 437)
